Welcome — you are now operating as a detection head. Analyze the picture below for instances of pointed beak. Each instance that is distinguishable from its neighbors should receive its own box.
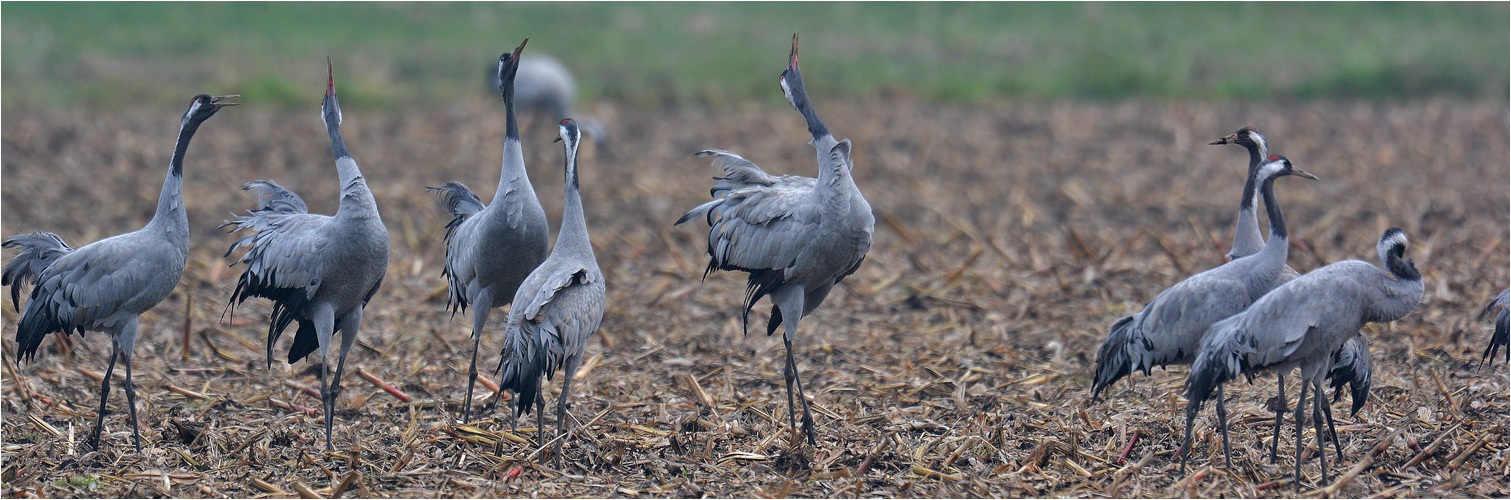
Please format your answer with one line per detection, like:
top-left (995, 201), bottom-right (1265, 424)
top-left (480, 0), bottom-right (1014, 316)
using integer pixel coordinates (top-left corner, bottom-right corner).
top-left (787, 33), bottom-right (800, 71)
top-left (512, 37), bottom-right (529, 62)
top-left (1209, 133), bottom-right (1237, 146)
top-left (325, 57), bottom-right (336, 98)
top-left (554, 136), bottom-right (563, 143)
top-left (210, 95), bottom-right (241, 108)
top-left (1291, 168), bottom-right (1319, 181)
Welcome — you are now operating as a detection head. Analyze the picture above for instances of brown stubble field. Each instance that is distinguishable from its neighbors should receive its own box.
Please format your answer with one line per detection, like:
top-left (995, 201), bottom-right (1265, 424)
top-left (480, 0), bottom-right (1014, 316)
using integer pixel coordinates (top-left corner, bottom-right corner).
top-left (1, 99), bottom-right (1507, 498)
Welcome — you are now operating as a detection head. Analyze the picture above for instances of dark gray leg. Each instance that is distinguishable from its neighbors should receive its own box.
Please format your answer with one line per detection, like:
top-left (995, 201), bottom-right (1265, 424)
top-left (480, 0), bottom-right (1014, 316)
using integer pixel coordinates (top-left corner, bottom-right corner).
top-left (1269, 373), bottom-right (1286, 464)
top-left (535, 387), bottom-right (545, 446)
top-left (1294, 381), bottom-right (1309, 492)
top-left (554, 356), bottom-right (579, 469)
top-left (328, 308), bottom-right (363, 453)
top-left (785, 335), bottom-right (816, 446)
top-left (88, 347), bottom-right (120, 450)
top-left (121, 351), bottom-right (142, 453)
top-left (1311, 381), bottom-right (1329, 485)
top-left (1215, 386), bottom-right (1233, 471)
top-left (1180, 393), bottom-right (1199, 475)
top-left (1322, 394), bottom-right (1343, 463)
top-left (461, 292), bottom-right (493, 424)
top-left (313, 305), bottom-right (336, 452)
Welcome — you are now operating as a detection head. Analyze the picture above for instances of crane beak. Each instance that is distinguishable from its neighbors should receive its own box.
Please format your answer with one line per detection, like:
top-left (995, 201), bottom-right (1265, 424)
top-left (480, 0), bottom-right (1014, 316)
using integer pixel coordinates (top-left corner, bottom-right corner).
top-left (210, 95), bottom-right (241, 108)
top-left (788, 33), bottom-right (800, 71)
top-left (1291, 169), bottom-right (1319, 181)
top-left (512, 37), bottom-right (529, 62)
top-left (1209, 133), bottom-right (1238, 145)
top-left (554, 136), bottom-right (563, 143)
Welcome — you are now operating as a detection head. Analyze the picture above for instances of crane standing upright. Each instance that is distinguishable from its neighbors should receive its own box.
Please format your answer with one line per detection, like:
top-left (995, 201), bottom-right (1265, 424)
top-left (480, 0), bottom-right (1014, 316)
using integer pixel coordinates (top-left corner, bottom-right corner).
top-left (1186, 227), bottom-right (1424, 489)
top-left (495, 119), bottom-right (605, 468)
top-left (676, 35), bottom-right (874, 445)
top-left (3, 93), bottom-right (237, 451)
top-left (429, 39), bottom-right (551, 424)
top-left (224, 62), bottom-right (389, 452)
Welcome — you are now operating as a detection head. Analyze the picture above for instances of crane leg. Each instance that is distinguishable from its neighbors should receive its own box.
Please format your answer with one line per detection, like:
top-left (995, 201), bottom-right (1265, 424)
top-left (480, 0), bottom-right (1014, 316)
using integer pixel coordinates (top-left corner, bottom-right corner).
top-left (536, 389), bottom-right (546, 447)
top-left (785, 335), bottom-right (816, 446)
top-left (1268, 373), bottom-right (1286, 464)
top-left (1215, 385), bottom-right (1233, 472)
top-left (88, 347), bottom-right (120, 451)
top-left (118, 321), bottom-right (143, 453)
top-left (328, 308), bottom-right (363, 453)
top-left (1179, 388), bottom-right (1199, 476)
top-left (1311, 380), bottom-right (1329, 485)
top-left (461, 293), bottom-right (493, 424)
top-left (554, 356), bottom-right (579, 469)
top-left (313, 305), bottom-right (336, 453)
top-left (1322, 394), bottom-right (1342, 463)
top-left (1293, 381), bottom-right (1309, 492)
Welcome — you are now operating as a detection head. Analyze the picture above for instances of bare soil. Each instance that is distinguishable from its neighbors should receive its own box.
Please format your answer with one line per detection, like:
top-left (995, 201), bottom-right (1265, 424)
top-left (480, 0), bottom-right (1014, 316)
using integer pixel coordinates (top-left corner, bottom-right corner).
top-left (2, 100), bottom-right (1507, 498)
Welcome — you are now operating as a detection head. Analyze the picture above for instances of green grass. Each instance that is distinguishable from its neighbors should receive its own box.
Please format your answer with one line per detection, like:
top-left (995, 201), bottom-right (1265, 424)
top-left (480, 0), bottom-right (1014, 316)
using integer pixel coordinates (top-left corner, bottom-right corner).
top-left (2, 2), bottom-right (1506, 110)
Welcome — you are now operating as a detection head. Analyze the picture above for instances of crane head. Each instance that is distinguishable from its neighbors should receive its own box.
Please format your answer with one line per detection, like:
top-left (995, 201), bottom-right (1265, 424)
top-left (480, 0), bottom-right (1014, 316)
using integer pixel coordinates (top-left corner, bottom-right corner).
top-left (1209, 126), bottom-right (1263, 148)
top-left (182, 94), bottom-right (238, 125)
top-left (1257, 155), bottom-right (1318, 182)
top-left (497, 37), bottom-right (529, 93)
top-left (322, 57), bottom-right (342, 126)
top-left (778, 33), bottom-right (809, 111)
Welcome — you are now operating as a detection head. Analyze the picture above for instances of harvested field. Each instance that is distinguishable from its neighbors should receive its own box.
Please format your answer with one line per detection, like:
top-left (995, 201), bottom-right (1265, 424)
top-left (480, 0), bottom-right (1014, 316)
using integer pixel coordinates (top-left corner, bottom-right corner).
top-left (2, 100), bottom-right (1507, 498)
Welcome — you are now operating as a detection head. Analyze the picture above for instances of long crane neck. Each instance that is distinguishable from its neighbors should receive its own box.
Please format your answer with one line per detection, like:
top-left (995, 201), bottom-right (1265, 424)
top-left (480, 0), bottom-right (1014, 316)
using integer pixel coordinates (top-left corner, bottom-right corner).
top-left (557, 142), bottom-right (592, 255)
top-left (1257, 173), bottom-right (1288, 251)
top-left (1230, 141), bottom-right (1267, 258)
top-left (326, 108), bottom-right (376, 216)
top-left (495, 68), bottom-right (533, 205)
top-left (147, 117), bottom-right (202, 234)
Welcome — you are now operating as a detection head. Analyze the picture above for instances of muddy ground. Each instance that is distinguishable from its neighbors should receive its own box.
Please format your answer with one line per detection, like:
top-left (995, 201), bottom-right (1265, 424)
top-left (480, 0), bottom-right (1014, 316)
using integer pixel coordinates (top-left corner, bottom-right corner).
top-left (2, 100), bottom-right (1507, 498)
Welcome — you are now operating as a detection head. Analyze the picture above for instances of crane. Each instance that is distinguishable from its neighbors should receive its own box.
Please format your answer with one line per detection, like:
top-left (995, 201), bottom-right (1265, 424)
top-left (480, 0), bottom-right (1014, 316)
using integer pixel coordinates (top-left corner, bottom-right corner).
top-left (493, 119), bottom-right (605, 468)
top-left (1091, 156), bottom-right (1315, 468)
top-left (1210, 126), bottom-right (1374, 464)
top-left (675, 34), bottom-right (874, 445)
top-left (428, 39), bottom-right (550, 424)
top-left (1483, 288), bottom-right (1509, 365)
top-left (223, 61), bottom-right (389, 452)
top-left (3, 93), bottom-right (236, 451)
top-left (1185, 227), bottom-right (1424, 488)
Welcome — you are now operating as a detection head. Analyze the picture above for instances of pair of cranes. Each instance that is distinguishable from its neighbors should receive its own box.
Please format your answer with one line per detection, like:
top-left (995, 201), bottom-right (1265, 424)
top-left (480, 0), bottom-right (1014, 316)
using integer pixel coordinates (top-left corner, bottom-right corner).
top-left (1, 35), bottom-right (869, 465)
top-left (1088, 126), bottom-right (1429, 489)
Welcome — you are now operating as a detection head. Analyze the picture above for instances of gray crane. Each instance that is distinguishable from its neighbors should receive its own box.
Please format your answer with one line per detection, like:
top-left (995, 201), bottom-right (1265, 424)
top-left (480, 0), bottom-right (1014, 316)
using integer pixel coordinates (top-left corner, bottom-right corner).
top-left (2, 93), bottom-right (236, 451)
top-left (1210, 126), bottom-right (1374, 464)
top-left (512, 54), bottom-right (610, 155)
top-left (1482, 288), bottom-right (1508, 365)
top-left (223, 62), bottom-right (389, 452)
top-left (429, 39), bottom-right (550, 424)
top-left (493, 119), bottom-right (605, 468)
top-left (675, 35), bottom-right (874, 445)
top-left (1091, 156), bottom-right (1315, 468)
top-left (1185, 227), bottom-right (1424, 488)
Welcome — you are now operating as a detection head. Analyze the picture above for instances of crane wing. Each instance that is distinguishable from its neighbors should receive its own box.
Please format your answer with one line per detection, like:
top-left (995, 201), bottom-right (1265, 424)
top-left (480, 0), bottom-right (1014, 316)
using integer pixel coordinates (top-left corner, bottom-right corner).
top-left (241, 180), bottom-right (309, 214)
top-left (1134, 276), bottom-right (1252, 368)
top-left (498, 264), bottom-right (605, 413)
top-left (2, 231), bottom-right (74, 310)
top-left (15, 233), bottom-right (182, 360)
top-left (224, 211), bottom-right (334, 360)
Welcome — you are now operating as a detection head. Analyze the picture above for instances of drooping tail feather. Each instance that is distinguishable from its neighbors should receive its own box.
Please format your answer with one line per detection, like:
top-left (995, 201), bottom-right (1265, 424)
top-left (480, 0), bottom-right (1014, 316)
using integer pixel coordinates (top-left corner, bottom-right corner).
top-left (1328, 333), bottom-right (1373, 416)
top-left (1090, 314), bottom-right (1141, 401)
top-left (1185, 319), bottom-right (1245, 414)
top-left (2, 232), bottom-right (72, 311)
top-left (428, 182), bottom-right (485, 242)
top-left (497, 322), bottom-right (545, 418)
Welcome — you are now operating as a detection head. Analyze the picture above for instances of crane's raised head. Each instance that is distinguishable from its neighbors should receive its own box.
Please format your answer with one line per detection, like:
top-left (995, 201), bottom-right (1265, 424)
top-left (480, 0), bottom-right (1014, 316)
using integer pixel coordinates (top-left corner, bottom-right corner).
top-left (1209, 126), bottom-right (1266, 152)
top-left (778, 33), bottom-right (810, 112)
top-left (182, 94), bottom-right (239, 126)
top-left (556, 118), bottom-right (582, 186)
top-left (321, 58), bottom-right (343, 126)
top-left (1256, 155), bottom-right (1317, 182)
top-left (496, 37), bottom-right (529, 95)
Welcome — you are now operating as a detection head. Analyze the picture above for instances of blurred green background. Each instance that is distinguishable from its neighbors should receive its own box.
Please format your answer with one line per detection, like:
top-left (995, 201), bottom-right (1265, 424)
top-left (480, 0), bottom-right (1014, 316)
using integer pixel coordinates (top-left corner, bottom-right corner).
top-left (3, 2), bottom-right (1507, 110)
